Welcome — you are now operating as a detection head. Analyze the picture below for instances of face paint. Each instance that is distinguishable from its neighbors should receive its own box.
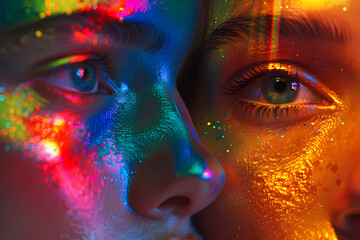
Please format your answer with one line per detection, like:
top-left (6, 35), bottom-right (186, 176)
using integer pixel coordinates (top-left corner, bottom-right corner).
top-left (0, 0), bottom-right (225, 239)
top-left (0, 0), bottom-right (151, 30)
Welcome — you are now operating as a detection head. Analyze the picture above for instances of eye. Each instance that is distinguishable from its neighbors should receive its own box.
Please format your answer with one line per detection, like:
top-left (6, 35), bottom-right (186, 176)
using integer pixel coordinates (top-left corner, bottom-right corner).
top-left (29, 55), bottom-right (116, 107)
top-left (45, 63), bottom-right (98, 93)
top-left (36, 55), bottom-right (112, 94)
top-left (72, 64), bottom-right (97, 92)
top-left (223, 62), bottom-right (335, 124)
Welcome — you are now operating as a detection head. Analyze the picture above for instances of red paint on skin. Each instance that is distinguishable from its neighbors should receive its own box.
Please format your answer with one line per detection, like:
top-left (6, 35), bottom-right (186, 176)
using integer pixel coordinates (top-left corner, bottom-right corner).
top-left (72, 29), bottom-right (96, 45)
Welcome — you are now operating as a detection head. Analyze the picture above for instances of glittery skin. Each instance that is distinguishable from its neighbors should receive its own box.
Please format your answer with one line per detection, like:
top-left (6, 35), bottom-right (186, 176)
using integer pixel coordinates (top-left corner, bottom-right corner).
top-left (193, 0), bottom-right (360, 239)
top-left (0, 1), bottom-right (225, 239)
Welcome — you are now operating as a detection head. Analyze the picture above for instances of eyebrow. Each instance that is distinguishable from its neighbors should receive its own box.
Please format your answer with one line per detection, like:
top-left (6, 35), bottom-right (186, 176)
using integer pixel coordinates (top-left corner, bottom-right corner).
top-left (204, 13), bottom-right (349, 52)
top-left (0, 10), bottom-right (168, 54)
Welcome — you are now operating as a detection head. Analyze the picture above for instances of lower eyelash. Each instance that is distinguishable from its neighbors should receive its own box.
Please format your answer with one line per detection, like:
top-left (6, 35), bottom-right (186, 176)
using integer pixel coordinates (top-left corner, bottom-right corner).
top-left (235, 101), bottom-right (299, 120)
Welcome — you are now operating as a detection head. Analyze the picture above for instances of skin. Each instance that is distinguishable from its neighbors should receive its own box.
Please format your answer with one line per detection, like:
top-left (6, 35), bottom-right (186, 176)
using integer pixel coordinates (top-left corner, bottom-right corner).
top-left (193, 0), bottom-right (360, 239)
top-left (0, 0), bottom-right (225, 239)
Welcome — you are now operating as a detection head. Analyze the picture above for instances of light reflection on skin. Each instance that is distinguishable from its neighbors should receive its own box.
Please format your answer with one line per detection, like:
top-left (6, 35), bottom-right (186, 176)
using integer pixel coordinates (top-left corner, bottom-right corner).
top-left (0, 0), bottom-right (225, 239)
top-left (193, 0), bottom-right (360, 239)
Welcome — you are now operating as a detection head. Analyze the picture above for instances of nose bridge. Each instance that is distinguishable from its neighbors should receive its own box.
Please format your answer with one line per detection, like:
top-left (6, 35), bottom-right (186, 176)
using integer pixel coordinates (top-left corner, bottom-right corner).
top-left (131, 82), bottom-right (203, 165)
top-left (136, 82), bottom-right (220, 178)
top-left (154, 84), bottom-right (220, 178)
top-left (125, 83), bottom-right (224, 219)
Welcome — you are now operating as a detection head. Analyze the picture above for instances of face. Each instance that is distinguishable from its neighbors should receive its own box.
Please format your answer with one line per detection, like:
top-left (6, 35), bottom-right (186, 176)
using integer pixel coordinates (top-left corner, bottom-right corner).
top-left (0, 1), bottom-right (225, 239)
top-left (193, 0), bottom-right (360, 239)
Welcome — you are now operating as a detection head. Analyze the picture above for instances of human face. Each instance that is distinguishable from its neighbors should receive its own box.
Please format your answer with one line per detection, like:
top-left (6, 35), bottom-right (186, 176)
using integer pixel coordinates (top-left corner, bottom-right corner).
top-left (0, 1), bottom-right (225, 239)
top-left (192, 0), bottom-right (360, 239)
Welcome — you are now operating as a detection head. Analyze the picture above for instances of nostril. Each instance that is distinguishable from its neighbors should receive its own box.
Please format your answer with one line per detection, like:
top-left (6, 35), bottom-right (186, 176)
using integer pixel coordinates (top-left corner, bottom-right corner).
top-left (332, 209), bottom-right (360, 238)
top-left (158, 196), bottom-right (191, 214)
top-left (344, 213), bottom-right (360, 231)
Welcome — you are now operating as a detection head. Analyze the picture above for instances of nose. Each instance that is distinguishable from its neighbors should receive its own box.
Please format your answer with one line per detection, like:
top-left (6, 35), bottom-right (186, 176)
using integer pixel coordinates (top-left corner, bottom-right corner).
top-left (331, 163), bottom-right (360, 237)
top-left (127, 91), bottom-right (224, 219)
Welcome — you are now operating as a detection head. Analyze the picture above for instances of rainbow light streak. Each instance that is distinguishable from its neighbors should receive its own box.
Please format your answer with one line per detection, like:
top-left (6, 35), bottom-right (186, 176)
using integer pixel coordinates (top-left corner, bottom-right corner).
top-left (248, 1), bottom-right (261, 49)
top-left (254, 1), bottom-right (263, 50)
top-left (284, 0), bottom-right (349, 10)
top-left (270, 0), bottom-right (281, 59)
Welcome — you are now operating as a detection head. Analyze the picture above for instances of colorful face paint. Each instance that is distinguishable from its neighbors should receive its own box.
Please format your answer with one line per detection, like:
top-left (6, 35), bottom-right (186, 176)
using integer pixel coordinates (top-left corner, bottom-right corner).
top-left (0, 0), bottom-right (225, 239)
top-left (193, 1), bottom-right (360, 240)
top-left (0, 0), bottom-right (151, 30)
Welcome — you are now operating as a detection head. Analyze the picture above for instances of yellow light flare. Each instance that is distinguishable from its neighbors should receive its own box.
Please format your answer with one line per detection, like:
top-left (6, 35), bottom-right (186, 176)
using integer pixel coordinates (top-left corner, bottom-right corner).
top-left (43, 141), bottom-right (60, 158)
top-left (54, 118), bottom-right (66, 126)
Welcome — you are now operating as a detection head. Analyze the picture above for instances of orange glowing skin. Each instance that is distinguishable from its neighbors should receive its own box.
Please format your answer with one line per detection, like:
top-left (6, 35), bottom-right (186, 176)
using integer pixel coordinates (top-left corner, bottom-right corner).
top-left (193, 1), bottom-right (360, 239)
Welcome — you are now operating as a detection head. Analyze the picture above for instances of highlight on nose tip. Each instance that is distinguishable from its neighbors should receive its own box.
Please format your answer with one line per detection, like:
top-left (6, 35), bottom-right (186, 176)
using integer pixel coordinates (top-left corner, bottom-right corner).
top-left (171, 165), bottom-right (224, 217)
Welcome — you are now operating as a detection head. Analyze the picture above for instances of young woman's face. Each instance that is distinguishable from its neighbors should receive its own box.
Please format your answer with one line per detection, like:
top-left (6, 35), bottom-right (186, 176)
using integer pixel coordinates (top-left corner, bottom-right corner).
top-left (0, 1), bottom-right (225, 239)
top-left (193, 0), bottom-right (360, 239)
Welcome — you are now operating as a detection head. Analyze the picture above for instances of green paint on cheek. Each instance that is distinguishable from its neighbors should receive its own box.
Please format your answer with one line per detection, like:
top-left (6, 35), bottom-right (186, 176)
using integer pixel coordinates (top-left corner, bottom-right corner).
top-left (0, 86), bottom-right (46, 143)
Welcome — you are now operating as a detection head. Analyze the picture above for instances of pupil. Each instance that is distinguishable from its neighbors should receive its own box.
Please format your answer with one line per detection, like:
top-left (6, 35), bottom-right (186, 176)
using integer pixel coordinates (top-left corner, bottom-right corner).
top-left (261, 74), bottom-right (299, 105)
top-left (76, 68), bottom-right (86, 79)
top-left (274, 79), bottom-right (287, 93)
top-left (71, 64), bottom-right (96, 92)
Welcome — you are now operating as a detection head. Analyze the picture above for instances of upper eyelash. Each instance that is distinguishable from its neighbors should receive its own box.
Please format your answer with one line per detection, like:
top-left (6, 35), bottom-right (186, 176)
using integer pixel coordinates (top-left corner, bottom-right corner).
top-left (222, 64), bottom-right (289, 96)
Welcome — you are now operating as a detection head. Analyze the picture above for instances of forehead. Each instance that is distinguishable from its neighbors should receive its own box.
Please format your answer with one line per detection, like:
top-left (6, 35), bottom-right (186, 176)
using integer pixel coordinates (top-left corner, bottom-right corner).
top-left (0, 0), bottom-right (198, 32)
top-left (210, 0), bottom-right (353, 31)
top-left (214, 0), bottom-right (350, 12)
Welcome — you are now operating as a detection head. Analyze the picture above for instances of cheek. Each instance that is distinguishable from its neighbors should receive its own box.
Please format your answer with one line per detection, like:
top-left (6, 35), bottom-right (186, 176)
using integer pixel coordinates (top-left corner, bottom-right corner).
top-left (211, 111), bottom-right (348, 218)
top-left (0, 85), bottom-right (127, 202)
